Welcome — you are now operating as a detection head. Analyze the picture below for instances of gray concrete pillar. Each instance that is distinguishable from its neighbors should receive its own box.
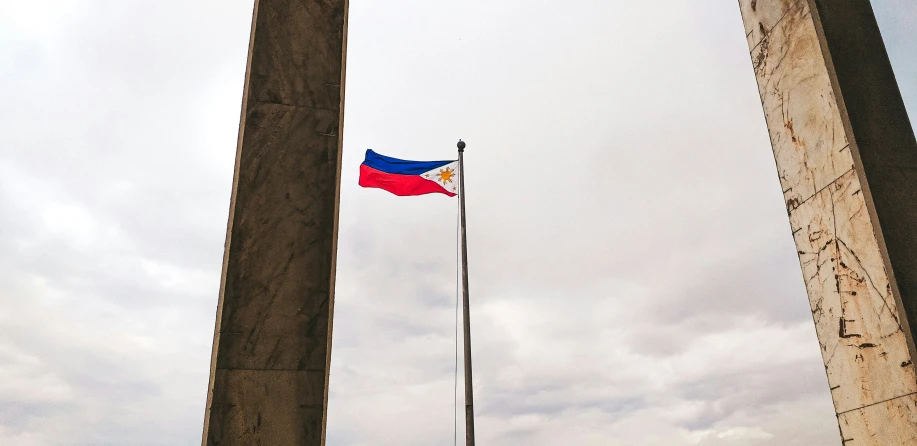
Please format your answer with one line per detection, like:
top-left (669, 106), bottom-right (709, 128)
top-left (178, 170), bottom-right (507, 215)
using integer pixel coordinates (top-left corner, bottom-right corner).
top-left (201, 0), bottom-right (348, 444)
top-left (740, 0), bottom-right (917, 443)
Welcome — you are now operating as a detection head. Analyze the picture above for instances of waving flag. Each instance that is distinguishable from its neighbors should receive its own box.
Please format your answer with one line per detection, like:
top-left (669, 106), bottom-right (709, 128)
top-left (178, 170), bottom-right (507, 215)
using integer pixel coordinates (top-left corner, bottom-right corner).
top-left (359, 141), bottom-right (478, 440)
top-left (358, 149), bottom-right (459, 197)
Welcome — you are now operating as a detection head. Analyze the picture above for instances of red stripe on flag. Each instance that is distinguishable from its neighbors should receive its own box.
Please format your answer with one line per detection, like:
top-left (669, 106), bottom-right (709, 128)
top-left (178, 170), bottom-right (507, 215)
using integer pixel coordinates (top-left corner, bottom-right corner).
top-left (359, 164), bottom-right (456, 197)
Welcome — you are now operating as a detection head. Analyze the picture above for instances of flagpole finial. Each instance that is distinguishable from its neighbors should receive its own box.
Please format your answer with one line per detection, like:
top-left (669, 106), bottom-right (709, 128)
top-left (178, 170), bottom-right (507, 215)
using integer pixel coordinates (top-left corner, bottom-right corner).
top-left (457, 139), bottom-right (466, 152)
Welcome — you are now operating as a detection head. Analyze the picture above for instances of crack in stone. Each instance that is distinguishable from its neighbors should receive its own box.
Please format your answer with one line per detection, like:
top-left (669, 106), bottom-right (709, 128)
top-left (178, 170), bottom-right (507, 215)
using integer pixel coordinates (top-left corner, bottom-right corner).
top-left (838, 239), bottom-right (901, 331)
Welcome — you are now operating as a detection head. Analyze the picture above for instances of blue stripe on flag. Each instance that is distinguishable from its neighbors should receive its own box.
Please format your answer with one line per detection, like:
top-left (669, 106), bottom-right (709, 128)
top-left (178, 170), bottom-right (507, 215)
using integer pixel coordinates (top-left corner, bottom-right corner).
top-left (362, 149), bottom-right (454, 175)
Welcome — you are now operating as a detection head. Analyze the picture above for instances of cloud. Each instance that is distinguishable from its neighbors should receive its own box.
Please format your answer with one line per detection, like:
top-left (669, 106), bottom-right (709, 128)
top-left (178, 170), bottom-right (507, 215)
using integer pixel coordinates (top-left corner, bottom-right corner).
top-left (1, 0), bottom-right (914, 445)
top-left (0, 0), bottom-right (251, 444)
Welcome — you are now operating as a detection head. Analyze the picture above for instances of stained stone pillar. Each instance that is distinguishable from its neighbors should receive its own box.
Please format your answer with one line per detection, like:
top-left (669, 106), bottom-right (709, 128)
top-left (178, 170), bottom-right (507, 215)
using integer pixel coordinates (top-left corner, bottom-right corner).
top-left (201, 0), bottom-right (348, 445)
top-left (740, 0), bottom-right (917, 443)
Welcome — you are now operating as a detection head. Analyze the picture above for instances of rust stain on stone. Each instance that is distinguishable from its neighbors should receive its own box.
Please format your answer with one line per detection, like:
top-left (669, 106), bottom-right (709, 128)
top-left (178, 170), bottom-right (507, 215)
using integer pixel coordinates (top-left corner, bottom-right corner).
top-left (752, 26), bottom-right (769, 76)
top-left (784, 118), bottom-right (808, 152)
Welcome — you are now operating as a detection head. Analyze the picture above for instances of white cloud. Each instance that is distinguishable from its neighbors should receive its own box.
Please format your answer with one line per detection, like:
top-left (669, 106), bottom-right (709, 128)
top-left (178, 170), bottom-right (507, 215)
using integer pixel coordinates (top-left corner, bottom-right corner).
top-left (0, 0), bottom-right (914, 445)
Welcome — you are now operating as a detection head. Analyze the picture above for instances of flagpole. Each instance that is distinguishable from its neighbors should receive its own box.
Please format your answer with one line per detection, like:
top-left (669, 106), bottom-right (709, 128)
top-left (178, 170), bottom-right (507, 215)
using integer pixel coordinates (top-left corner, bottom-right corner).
top-left (457, 139), bottom-right (476, 446)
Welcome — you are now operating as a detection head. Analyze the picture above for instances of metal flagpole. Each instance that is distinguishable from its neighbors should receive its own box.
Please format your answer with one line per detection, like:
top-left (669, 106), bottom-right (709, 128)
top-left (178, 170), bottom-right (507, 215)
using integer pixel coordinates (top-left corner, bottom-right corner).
top-left (457, 139), bottom-right (475, 446)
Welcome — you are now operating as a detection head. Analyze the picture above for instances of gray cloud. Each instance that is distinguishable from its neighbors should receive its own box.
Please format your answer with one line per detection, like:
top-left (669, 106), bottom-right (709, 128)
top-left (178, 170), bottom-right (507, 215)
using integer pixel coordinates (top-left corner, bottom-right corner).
top-left (0, 0), bottom-right (914, 445)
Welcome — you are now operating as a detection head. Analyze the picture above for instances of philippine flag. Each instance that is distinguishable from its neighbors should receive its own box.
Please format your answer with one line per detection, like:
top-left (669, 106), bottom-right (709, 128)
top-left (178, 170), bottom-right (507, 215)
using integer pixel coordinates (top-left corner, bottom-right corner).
top-left (359, 149), bottom-right (459, 197)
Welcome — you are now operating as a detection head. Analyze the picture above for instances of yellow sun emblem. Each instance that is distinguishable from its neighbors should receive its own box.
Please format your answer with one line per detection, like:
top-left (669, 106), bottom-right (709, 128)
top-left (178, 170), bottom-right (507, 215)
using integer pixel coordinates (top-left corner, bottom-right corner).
top-left (434, 167), bottom-right (455, 185)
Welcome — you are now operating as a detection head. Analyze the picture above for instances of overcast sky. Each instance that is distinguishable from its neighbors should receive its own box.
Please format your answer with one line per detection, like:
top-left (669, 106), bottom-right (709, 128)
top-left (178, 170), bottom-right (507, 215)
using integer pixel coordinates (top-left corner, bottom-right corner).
top-left (1, 1), bottom-right (915, 445)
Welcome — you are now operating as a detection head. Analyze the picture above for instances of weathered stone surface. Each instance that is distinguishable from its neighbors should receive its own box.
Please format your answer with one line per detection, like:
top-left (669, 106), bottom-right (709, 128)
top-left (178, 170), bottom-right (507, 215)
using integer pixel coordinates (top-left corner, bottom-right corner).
top-left (791, 170), bottom-right (917, 414)
top-left (738, 0), bottom-right (802, 50)
top-left (809, 0), bottom-right (917, 368)
top-left (750, 1), bottom-right (851, 212)
top-left (248, 1), bottom-right (348, 110)
top-left (741, 0), bottom-right (917, 443)
top-left (202, 0), bottom-right (348, 445)
top-left (216, 333), bottom-right (327, 371)
top-left (838, 394), bottom-right (917, 446)
top-left (207, 370), bottom-right (326, 445)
